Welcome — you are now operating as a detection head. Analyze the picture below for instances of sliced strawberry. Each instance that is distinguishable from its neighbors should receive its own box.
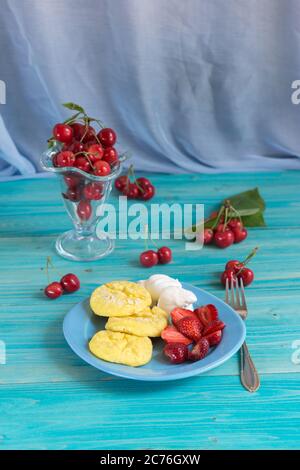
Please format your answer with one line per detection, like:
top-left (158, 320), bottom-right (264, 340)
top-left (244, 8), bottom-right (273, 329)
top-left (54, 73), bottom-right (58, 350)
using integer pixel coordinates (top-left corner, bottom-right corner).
top-left (161, 325), bottom-right (192, 345)
top-left (203, 320), bottom-right (226, 336)
top-left (170, 307), bottom-right (198, 326)
top-left (194, 304), bottom-right (218, 327)
top-left (176, 317), bottom-right (203, 343)
top-left (163, 342), bottom-right (189, 364)
top-left (204, 329), bottom-right (222, 346)
top-left (188, 338), bottom-right (210, 361)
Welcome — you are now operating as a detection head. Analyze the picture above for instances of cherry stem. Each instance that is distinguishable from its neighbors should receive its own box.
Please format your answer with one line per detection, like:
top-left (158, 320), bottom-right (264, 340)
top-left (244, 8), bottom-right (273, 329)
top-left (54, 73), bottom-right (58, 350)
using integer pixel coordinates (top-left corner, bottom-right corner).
top-left (211, 205), bottom-right (225, 230)
top-left (46, 256), bottom-right (63, 279)
top-left (236, 247), bottom-right (259, 275)
top-left (223, 206), bottom-right (229, 232)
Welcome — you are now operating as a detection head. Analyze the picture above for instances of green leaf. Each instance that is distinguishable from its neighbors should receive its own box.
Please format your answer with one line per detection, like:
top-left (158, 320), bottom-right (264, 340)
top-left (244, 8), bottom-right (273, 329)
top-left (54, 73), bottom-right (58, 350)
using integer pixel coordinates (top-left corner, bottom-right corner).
top-left (62, 102), bottom-right (85, 114)
top-left (242, 211), bottom-right (266, 227)
top-left (204, 187), bottom-right (266, 228)
top-left (228, 208), bottom-right (260, 217)
top-left (227, 187), bottom-right (265, 212)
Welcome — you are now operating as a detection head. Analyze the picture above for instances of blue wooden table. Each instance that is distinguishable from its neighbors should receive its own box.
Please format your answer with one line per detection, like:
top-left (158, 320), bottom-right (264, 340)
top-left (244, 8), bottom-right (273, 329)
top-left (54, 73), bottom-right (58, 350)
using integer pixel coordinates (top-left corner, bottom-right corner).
top-left (0, 171), bottom-right (300, 450)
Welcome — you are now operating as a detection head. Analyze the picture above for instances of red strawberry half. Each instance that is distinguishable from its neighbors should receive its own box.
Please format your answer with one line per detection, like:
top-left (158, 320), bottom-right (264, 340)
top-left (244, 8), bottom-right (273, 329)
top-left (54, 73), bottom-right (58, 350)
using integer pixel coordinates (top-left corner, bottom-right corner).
top-left (194, 304), bottom-right (218, 327)
top-left (176, 317), bottom-right (203, 343)
top-left (203, 320), bottom-right (225, 336)
top-left (163, 342), bottom-right (189, 364)
top-left (188, 338), bottom-right (210, 362)
top-left (161, 325), bottom-right (192, 345)
top-left (204, 329), bottom-right (223, 346)
top-left (170, 307), bottom-right (198, 326)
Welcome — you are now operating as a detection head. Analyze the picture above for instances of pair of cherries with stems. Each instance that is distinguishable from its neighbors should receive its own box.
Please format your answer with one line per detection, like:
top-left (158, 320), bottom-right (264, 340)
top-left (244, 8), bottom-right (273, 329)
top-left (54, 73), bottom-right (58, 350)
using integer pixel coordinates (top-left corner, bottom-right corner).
top-left (44, 257), bottom-right (80, 299)
top-left (139, 226), bottom-right (172, 267)
top-left (221, 247), bottom-right (258, 287)
top-left (115, 165), bottom-right (155, 200)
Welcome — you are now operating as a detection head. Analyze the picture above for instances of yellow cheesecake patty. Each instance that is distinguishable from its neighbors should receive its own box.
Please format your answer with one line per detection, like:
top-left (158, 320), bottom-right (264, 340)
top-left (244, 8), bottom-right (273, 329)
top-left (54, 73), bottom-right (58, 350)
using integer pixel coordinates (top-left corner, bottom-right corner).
top-left (89, 330), bottom-right (152, 367)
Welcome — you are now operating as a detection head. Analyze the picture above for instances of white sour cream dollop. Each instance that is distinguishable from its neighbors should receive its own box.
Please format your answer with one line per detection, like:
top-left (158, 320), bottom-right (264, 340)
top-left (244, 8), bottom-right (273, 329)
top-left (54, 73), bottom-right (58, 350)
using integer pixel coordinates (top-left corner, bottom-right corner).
top-left (138, 274), bottom-right (181, 303)
top-left (157, 286), bottom-right (197, 315)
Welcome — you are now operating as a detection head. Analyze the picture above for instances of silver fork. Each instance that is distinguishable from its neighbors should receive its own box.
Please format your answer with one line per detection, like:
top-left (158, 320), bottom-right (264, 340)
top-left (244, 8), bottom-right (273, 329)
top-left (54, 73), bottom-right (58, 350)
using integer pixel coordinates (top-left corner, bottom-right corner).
top-left (225, 278), bottom-right (260, 392)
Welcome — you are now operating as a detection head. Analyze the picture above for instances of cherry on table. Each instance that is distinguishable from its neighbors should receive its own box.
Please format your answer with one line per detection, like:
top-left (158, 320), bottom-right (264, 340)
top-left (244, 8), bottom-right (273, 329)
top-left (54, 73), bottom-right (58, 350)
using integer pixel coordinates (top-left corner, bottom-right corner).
top-left (115, 175), bottom-right (129, 191)
top-left (232, 227), bottom-right (248, 243)
top-left (238, 267), bottom-right (254, 286)
top-left (97, 128), bottom-right (117, 147)
top-left (221, 269), bottom-right (237, 286)
top-left (53, 123), bottom-right (73, 144)
top-left (203, 228), bottom-right (214, 245)
top-left (77, 200), bottom-right (92, 220)
top-left (138, 184), bottom-right (155, 200)
top-left (140, 250), bottom-right (159, 267)
top-left (123, 183), bottom-right (139, 199)
top-left (214, 230), bottom-right (234, 248)
top-left (228, 218), bottom-right (243, 230)
top-left (136, 177), bottom-right (152, 189)
top-left (60, 273), bottom-right (80, 293)
top-left (157, 246), bottom-right (172, 264)
top-left (44, 281), bottom-right (63, 299)
top-left (225, 260), bottom-right (242, 272)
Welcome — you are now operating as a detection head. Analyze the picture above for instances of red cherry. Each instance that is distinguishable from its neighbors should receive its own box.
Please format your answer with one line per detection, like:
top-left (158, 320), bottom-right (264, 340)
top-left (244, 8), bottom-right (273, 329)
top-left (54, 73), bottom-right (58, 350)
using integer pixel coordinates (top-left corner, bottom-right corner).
top-left (215, 223), bottom-right (231, 232)
top-left (67, 141), bottom-right (84, 153)
top-left (157, 246), bottom-right (172, 264)
top-left (140, 250), bottom-right (159, 267)
top-left (115, 175), bottom-right (129, 191)
top-left (44, 281), bottom-right (63, 299)
top-left (77, 200), bottom-right (92, 220)
top-left (228, 218), bottom-right (243, 230)
top-left (97, 128), bottom-right (117, 147)
top-left (80, 125), bottom-right (96, 143)
top-left (136, 177), bottom-right (152, 189)
top-left (225, 260), bottom-right (242, 272)
top-left (60, 273), bottom-right (80, 293)
top-left (214, 230), bottom-right (234, 248)
top-left (93, 160), bottom-right (111, 176)
top-left (53, 123), bottom-right (73, 144)
top-left (83, 182), bottom-right (103, 200)
top-left (64, 173), bottom-right (82, 189)
top-left (102, 147), bottom-right (119, 166)
top-left (56, 151), bottom-right (76, 167)
top-left (87, 144), bottom-right (104, 163)
top-left (203, 228), bottom-right (214, 245)
top-left (138, 184), bottom-right (155, 200)
top-left (232, 227), bottom-right (248, 243)
top-left (238, 267), bottom-right (254, 286)
top-left (71, 122), bottom-right (85, 140)
top-left (221, 269), bottom-right (237, 286)
top-left (123, 183), bottom-right (139, 199)
top-left (74, 156), bottom-right (91, 173)
top-left (63, 186), bottom-right (82, 202)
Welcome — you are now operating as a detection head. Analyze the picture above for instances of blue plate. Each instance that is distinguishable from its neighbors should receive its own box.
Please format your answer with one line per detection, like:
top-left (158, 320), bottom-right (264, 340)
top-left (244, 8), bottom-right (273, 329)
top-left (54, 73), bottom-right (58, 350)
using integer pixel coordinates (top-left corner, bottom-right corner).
top-left (63, 283), bottom-right (246, 381)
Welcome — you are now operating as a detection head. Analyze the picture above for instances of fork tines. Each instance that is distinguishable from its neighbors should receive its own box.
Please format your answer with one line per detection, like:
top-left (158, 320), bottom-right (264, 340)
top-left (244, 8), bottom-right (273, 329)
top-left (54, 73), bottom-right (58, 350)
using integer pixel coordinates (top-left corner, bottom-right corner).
top-left (225, 278), bottom-right (247, 313)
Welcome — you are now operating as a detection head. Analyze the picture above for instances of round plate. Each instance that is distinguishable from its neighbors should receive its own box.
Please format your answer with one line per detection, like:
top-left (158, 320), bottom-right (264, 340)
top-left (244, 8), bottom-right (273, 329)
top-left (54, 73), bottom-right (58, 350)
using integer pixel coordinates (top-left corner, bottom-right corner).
top-left (63, 283), bottom-right (246, 381)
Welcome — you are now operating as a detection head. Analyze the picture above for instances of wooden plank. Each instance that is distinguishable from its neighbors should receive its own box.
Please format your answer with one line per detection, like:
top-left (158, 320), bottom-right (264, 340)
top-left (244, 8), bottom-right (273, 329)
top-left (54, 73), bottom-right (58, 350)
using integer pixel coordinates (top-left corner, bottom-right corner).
top-left (0, 373), bottom-right (299, 450)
